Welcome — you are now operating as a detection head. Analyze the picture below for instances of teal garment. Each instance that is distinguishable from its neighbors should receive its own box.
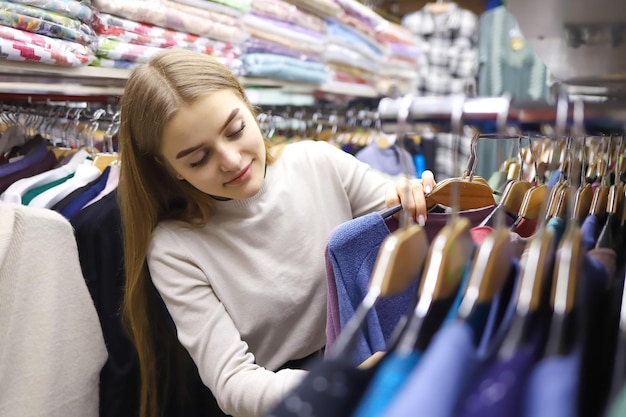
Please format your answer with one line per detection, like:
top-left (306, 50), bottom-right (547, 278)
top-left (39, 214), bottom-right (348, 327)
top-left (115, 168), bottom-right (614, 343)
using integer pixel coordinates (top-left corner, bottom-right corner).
top-left (477, 6), bottom-right (549, 100)
top-left (608, 385), bottom-right (626, 417)
top-left (488, 171), bottom-right (508, 203)
top-left (22, 172), bottom-right (75, 205)
top-left (352, 263), bottom-right (472, 417)
top-left (546, 217), bottom-right (566, 249)
top-left (351, 351), bottom-right (422, 417)
top-left (476, 6), bottom-right (549, 178)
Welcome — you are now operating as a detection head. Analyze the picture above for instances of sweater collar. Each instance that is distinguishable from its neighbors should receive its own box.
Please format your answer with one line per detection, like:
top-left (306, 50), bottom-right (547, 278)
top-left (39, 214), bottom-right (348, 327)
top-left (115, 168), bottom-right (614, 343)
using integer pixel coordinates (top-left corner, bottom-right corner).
top-left (211, 163), bottom-right (273, 211)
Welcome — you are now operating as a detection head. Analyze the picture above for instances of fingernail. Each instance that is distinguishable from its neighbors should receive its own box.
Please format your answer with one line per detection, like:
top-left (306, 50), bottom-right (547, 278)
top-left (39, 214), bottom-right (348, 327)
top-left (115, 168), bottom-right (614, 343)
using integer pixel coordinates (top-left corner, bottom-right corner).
top-left (424, 185), bottom-right (432, 194)
top-left (418, 214), bottom-right (425, 227)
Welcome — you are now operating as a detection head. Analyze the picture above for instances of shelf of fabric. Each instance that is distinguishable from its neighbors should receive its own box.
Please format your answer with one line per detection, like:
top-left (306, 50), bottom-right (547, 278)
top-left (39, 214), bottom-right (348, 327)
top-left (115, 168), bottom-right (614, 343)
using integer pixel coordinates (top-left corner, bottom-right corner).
top-left (0, 61), bottom-right (381, 100)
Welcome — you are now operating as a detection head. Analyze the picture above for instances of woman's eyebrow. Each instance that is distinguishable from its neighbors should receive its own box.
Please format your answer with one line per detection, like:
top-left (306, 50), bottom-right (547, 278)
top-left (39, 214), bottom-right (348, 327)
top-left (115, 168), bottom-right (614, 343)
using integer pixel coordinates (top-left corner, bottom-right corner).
top-left (175, 108), bottom-right (240, 159)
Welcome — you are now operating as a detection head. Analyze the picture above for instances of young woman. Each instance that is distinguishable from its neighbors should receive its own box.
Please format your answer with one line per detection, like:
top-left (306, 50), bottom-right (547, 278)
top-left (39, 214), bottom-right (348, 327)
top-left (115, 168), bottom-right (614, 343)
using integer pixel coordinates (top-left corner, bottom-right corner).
top-left (118, 48), bottom-right (435, 417)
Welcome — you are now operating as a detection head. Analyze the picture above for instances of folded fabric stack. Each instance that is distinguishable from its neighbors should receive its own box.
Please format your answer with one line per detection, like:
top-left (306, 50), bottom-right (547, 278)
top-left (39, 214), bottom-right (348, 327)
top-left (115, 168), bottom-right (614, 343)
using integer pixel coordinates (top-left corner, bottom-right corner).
top-left (373, 21), bottom-right (421, 95)
top-left (240, 0), bottom-right (327, 84)
top-left (91, 0), bottom-right (247, 73)
top-left (330, 0), bottom-right (420, 96)
top-left (323, 0), bottom-right (384, 95)
top-left (0, 0), bottom-right (97, 67)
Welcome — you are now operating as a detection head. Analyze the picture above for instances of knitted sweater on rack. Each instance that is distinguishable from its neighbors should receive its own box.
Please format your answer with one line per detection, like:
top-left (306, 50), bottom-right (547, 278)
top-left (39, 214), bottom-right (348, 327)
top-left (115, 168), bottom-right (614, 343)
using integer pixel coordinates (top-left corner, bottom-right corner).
top-left (0, 203), bottom-right (107, 417)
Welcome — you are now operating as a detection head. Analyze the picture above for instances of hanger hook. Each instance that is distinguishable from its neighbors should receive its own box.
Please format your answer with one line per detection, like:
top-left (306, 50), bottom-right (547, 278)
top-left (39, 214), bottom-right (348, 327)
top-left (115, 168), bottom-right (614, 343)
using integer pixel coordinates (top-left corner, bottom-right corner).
top-left (496, 92), bottom-right (512, 137)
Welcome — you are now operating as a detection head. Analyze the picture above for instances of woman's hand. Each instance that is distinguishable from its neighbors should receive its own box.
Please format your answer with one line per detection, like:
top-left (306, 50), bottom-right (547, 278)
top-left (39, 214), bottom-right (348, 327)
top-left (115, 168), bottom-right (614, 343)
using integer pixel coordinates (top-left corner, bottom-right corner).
top-left (385, 170), bottom-right (436, 226)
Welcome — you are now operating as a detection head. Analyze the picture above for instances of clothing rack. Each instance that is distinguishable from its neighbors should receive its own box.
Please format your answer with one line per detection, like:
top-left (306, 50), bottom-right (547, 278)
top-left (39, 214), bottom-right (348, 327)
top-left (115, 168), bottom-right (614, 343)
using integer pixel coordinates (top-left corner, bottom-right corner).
top-left (377, 95), bottom-right (626, 135)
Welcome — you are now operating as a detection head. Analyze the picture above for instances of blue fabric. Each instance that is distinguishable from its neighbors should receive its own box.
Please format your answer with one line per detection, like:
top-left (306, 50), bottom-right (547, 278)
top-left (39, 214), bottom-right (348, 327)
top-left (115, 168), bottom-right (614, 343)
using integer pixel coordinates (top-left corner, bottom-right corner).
top-left (355, 143), bottom-right (417, 177)
top-left (61, 166), bottom-right (110, 220)
top-left (414, 154), bottom-right (426, 178)
top-left (382, 322), bottom-right (482, 417)
top-left (581, 215), bottom-right (601, 252)
top-left (458, 335), bottom-right (544, 417)
top-left (382, 261), bottom-right (520, 417)
top-left (326, 19), bottom-right (383, 56)
top-left (241, 53), bottom-right (327, 83)
top-left (0, 140), bottom-right (48, 178)
top-left (328, 212), bottom-right (419, 364)
top-left (351, 351), bottom-right (422, 417)
top-left (485, 0), bottom-right (503, 10)
top-left (523, 349), bottom-right (581, 417)
top-left (547, 170), bottom-right (561, 190)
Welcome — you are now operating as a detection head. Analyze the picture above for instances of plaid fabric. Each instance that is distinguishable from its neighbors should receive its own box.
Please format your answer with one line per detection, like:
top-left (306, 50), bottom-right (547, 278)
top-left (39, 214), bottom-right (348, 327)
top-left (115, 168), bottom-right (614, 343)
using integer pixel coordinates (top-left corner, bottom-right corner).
top-left (433, 131), bottom-right (472, 180)
top-left (402, 3), bottom-right (478, 96)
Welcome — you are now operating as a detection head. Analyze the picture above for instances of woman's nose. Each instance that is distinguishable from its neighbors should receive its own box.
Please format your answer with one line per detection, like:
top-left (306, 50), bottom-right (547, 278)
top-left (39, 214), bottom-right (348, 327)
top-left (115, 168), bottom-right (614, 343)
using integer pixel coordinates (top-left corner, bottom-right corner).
top-left (218, 143), bottom-right (241, 172)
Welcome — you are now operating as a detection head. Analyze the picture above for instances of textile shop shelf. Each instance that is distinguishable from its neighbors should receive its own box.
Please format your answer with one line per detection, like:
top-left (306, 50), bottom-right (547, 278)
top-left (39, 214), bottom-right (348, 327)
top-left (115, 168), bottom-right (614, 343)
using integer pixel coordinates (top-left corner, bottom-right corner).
top-left (0, 61), bottom-right (380, 101)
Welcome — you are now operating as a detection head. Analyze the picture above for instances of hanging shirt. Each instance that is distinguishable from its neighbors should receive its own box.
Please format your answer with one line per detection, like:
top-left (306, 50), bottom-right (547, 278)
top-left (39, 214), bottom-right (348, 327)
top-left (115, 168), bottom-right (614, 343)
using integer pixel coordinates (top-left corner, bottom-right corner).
top-left (355, 142), bottom-right (417, 178)
top-left (325, 212), bottom-right (419, 364)
top-left (477, 5), bottom-right (549, 101)
top-left (401, 3), bottom-right (479, 96)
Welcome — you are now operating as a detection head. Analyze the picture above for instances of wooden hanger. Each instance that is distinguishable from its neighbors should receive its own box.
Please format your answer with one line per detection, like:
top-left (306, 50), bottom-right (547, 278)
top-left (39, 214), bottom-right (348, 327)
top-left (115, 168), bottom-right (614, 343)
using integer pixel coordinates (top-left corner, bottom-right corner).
top-left (498, 221), bottom-right (555, 359)
top-left (327, 224), bottom-right (429, 359)
top-left (393, 217), bottom-right (475, 354)
top-left (457, 224), bottom-right (514, 325)
top-left (544, 220), bottom-right (583, 357)
top-left (425, 132), bottom-right (500, 211)
top-left (425, 177), bottom-right (496, 210)
top-left (92, 153), bottom-right (120, 172)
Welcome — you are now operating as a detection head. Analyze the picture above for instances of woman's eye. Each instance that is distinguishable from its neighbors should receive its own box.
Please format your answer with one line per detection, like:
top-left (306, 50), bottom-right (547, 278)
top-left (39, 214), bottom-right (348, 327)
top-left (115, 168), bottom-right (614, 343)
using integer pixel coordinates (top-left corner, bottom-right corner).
top-left (190, 151), bottom-right (210, 168)
top-left (227, 121), bottom-right (246, 138)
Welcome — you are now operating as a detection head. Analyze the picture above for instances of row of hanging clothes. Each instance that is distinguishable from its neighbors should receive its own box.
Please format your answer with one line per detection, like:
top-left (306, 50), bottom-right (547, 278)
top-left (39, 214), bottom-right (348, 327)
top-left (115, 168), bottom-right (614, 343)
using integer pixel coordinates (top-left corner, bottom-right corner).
top-left (257, 105), bottom-right (430, 178)
top-left (265, 96), bottom-right (626, 417)
top-left (0, 98), bottom-right (439, 417)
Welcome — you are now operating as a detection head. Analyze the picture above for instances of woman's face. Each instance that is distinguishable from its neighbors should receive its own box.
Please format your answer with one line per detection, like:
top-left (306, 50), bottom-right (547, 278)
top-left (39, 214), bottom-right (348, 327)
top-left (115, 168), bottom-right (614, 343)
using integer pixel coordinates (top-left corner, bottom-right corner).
top-left (160, 90), bottom-right (267, 200)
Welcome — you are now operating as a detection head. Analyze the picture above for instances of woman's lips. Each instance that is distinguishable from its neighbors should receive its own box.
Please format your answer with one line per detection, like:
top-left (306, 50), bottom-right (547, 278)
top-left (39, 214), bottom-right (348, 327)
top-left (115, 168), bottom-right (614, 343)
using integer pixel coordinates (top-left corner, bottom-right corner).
top-left (225, 161), bottom-right (253, 185)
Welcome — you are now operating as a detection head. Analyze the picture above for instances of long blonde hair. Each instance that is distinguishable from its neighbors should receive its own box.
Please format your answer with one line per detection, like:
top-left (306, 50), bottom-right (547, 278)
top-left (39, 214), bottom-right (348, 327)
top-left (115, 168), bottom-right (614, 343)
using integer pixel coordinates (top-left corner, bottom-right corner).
top-left (118, 48), bottom-right (276, 417)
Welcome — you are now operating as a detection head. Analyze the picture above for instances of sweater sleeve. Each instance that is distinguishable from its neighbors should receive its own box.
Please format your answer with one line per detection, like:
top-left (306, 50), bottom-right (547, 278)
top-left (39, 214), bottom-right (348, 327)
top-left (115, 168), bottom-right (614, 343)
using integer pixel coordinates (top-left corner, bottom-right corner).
top-left (147, 228), bottom-right (307, 417)
top-left (313, 141), bottom-right (394, 218)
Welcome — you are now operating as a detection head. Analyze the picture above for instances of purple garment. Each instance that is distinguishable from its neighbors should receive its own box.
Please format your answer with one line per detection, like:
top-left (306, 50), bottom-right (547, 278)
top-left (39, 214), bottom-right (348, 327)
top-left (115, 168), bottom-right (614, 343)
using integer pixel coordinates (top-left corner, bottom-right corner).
top-left (355, 143), bottom-right (417, 177)
top-left (382, 260), bottom-right (520, 417)
top-left (523, 349), bottom-right (581, 417)
top-left (0, 139), bottom-right (49, 178)
top-left (581, 215), bottom-right (601, 252)
top-left (0, 150), bottom-right (57, 194)
top-left (458, 338), bottom-right (543, 417)
top-left (242, 37), bottom-right (320, 62)
top-left (326, 212), bottom-right (419, 364)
